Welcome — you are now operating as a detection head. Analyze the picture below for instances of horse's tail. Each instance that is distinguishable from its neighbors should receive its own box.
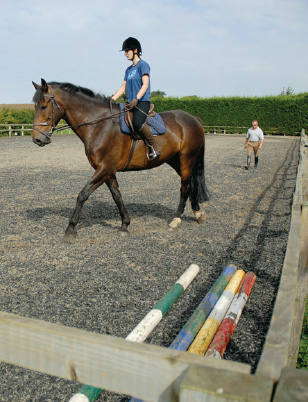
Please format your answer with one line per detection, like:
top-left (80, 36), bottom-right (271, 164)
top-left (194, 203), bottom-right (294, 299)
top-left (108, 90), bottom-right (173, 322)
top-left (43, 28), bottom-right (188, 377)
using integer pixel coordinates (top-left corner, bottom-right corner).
top-left (189, 140), bottom-right (210, 206)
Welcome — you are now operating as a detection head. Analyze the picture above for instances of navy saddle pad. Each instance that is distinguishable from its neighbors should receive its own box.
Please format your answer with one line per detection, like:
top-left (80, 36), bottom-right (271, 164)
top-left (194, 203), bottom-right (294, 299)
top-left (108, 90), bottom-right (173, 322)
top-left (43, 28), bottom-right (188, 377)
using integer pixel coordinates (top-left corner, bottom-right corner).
top-left (119, 103), bottom-right (166, 136)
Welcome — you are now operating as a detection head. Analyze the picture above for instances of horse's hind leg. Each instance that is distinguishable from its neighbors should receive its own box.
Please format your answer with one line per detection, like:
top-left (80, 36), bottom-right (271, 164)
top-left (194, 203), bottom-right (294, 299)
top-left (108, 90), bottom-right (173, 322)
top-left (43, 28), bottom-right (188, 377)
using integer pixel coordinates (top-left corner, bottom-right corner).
top-left (168, 156), bottom-right (191, 229)
top-left (168, 151), bottom-right (207, 229)
top-left (190, 193), bottom-right (206, 225)
top-left (189, 140), bottom-right (209, 224)
top-left (169, 177), bottom-right (190, 229)
top-left (191, 202), bottom-right (207, 224)
top-left (106, 176), bottom-right (130, 234)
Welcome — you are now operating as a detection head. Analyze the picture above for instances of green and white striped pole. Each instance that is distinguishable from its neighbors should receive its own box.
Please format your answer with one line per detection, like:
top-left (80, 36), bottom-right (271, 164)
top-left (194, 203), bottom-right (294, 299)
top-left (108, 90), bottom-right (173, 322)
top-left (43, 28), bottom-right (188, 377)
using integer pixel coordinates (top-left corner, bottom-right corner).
top-left (69, 263), bottom-right (200, 402)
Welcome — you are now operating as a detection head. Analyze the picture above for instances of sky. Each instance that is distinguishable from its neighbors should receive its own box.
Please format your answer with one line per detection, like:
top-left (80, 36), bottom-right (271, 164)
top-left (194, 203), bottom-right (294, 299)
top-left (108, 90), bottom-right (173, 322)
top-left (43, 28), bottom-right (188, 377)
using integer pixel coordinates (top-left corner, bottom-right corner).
top-left (0, 0), bottom-right (307, 104)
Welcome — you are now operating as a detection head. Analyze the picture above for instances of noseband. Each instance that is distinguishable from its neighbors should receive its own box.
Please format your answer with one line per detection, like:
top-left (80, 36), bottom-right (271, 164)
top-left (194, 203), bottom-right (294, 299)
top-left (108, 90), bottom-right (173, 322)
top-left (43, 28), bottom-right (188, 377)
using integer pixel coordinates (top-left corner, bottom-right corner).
top-left (32, 89), bottom-right (63, 142)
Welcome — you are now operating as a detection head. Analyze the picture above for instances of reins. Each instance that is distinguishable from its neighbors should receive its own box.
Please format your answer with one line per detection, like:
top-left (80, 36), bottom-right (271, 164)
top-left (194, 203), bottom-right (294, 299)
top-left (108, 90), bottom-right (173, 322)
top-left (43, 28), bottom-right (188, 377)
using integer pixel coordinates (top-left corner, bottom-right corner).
top-left (33, 92), bottom-right (128, 141)
top-left (50, 109), bottom-right (125, 133)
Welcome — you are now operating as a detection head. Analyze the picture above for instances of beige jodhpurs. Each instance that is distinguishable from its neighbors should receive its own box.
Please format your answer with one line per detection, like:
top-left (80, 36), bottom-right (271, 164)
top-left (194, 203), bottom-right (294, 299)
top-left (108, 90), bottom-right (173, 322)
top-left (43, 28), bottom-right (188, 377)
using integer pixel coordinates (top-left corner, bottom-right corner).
top-left (247, 141), bottom-right (260, 157)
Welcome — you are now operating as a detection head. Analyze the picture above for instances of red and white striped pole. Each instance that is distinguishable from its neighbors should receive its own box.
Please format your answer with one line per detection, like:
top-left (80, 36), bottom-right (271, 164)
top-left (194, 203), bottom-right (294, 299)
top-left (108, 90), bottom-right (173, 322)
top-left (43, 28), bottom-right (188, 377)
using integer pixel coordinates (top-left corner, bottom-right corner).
top-left (205, 271), bottom-right (256, 359)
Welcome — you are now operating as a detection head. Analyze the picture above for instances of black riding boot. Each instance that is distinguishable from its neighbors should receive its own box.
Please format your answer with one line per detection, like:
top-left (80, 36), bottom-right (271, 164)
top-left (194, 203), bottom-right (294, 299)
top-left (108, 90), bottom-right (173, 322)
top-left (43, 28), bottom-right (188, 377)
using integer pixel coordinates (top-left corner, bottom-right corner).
top-left (246, 155), bottom-right (251, 170)
top-left (254, 156), bottom-right (258, 169)
top-left (139, 123), bottom-right (162, 160)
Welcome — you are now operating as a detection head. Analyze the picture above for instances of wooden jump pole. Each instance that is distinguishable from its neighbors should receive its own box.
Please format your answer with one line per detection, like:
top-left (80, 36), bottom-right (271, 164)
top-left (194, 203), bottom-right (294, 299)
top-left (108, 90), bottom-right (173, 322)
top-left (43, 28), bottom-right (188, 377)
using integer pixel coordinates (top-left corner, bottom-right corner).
top-left (68, 264), bottom-right (200, 402)
top-left (188, 269), bottom-right (245, 355)
top-left (205, 271), bottom-right (257, 359)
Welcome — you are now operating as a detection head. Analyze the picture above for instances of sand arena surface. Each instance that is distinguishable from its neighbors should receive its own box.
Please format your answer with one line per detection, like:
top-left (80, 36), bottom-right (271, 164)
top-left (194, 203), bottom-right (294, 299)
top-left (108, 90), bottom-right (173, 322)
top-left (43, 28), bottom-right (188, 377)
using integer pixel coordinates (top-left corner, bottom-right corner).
top-left (0, 133), bottom-right (299, 401)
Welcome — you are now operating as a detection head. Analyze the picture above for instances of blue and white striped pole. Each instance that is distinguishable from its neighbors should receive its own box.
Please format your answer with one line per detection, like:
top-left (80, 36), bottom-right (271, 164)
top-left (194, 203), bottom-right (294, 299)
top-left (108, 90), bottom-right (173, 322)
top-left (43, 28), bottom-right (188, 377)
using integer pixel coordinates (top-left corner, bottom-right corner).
top-left (169, 264), bottom-right (237, 351)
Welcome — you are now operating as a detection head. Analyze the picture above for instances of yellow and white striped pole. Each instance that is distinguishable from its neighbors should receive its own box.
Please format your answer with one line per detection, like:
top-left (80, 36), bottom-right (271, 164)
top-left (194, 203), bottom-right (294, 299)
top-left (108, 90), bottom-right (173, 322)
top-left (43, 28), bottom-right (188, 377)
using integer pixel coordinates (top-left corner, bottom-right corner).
top-left (188, 269), bottom-right (245, 355)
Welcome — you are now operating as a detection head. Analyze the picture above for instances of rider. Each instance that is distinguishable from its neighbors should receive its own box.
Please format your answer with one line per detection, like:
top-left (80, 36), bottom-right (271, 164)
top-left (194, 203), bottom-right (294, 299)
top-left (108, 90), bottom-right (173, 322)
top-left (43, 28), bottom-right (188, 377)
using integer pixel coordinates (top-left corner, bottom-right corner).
top-left (111, 37), bottom-right (162, 160)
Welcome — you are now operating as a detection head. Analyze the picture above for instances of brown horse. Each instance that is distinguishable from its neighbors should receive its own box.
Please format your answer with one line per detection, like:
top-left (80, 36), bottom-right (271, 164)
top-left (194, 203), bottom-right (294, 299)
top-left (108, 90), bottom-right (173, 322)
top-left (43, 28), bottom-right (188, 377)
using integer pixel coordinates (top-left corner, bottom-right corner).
top-left (32, 79), bottom-right (209, 242)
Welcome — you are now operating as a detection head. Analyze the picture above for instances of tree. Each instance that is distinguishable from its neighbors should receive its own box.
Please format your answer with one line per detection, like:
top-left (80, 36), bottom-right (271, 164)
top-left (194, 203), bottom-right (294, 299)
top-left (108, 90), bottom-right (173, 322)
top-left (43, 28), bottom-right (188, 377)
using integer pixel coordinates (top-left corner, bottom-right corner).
top-left (151, 90), bottom-right (166, 98)
top-left (280, 86), bottom-right (295, 96)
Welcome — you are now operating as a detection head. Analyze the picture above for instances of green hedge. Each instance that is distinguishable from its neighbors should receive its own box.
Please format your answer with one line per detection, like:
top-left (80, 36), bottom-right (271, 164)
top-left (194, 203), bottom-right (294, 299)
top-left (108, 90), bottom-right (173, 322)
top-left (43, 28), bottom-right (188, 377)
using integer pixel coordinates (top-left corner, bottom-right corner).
top-left (1, 94), bottom-right (307, 136)
top-left (0, 108), bottom-right (34, 125)
top-left (297, 297), bottom-right (308, 369)
top-left (152, 94), bottom-right (308, 136)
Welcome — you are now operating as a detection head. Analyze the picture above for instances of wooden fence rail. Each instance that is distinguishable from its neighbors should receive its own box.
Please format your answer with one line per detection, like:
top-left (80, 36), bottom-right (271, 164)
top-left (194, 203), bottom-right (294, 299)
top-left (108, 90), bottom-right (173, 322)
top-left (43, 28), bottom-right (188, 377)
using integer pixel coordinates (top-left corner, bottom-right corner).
top-left (0, 131), bottom-right (307, 401)
top-left (0, 124), bottom-right (32, 136)
top-left (203, 125), bottom-right (302, 136)
top-left (0, 124), bottom-right (72, 136)
top-left (0, 124), bottom-right (300, 137)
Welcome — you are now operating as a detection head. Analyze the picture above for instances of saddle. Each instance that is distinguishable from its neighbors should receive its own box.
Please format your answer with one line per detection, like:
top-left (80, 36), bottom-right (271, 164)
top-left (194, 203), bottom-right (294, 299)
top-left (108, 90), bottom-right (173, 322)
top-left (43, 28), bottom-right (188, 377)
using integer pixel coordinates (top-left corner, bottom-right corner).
top-left (118, 103), bottom-right (166, 138)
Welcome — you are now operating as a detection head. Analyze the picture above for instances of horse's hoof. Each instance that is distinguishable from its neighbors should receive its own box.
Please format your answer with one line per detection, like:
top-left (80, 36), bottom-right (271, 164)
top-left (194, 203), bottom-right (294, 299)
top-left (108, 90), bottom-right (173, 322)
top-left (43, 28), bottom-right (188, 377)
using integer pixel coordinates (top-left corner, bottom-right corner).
top-left (197, 216), bottom-right (206, 224)
top-left (193, 210), bottom-right (206, 224)
top-left (197, 214), bottom-right (206, 224)
top-left (63, 233), bottom-right (77, 243)
top-left (118, 228), bottom-right (129, 237)
top-left (168, 217), bottom-right (182, 230)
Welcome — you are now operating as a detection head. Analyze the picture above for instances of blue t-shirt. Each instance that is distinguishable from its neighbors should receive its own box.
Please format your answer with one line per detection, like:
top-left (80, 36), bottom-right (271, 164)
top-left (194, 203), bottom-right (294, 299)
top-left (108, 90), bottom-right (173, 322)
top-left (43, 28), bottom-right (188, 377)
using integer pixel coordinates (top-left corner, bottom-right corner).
top-left (124, 59), bottom-right (151, 102)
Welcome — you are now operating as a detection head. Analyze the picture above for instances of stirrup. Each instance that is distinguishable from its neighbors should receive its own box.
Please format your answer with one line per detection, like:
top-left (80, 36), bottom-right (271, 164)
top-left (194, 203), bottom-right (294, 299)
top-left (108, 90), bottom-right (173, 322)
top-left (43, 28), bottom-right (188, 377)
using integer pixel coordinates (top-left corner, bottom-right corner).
top-left (147, 147), bottom-right (162, 160)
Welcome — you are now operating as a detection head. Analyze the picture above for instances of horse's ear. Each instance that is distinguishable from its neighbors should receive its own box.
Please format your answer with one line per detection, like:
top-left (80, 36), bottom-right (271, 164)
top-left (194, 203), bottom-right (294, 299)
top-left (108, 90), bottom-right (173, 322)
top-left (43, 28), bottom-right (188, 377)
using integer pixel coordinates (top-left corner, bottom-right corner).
top-left (41, 78), bottom-right (48, 92)
top-left (32, 81), bottom-right (40, 90)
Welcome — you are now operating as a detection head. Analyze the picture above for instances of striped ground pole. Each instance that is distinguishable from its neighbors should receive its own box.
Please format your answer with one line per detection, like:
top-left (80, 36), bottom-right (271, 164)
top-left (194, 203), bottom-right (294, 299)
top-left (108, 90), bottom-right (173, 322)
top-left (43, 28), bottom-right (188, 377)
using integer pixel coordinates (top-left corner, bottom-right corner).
top-left (129, 265), bottom-right (237, 402)
top-left (188, 269), bottom-right (245, 355)
top-left (168, 264), bottom-right (237, 352)
top-left (126, 263), bottom-right (200, 342)
top-left (205, 271), bottom-right (257, 359)
top-left (68, 264), bottom-right (200, 402)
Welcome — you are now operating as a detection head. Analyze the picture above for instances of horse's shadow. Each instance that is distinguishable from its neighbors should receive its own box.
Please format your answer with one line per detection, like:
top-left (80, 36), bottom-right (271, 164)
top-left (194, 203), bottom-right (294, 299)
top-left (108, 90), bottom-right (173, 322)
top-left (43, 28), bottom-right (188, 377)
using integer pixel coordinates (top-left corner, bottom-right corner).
top-left (25, 200), bottom-right (176, 229)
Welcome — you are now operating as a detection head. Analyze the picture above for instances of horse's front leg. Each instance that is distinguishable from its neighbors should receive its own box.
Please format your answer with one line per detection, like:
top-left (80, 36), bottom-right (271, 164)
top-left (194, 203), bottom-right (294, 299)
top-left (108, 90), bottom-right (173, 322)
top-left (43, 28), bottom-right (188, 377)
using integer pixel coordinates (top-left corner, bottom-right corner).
top-left (63, 168), bottom-right (107, 243)
top-left (106, 175), bottom-right (130, 234)
top-left (63, 181), bottom-right (96, 243)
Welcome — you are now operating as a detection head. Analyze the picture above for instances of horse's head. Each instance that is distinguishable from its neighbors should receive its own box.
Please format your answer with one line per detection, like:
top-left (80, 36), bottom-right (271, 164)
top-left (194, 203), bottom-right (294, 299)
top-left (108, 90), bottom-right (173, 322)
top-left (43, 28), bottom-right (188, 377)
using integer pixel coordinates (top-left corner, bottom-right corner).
top-left (32, 79), bottom-right (64, 146)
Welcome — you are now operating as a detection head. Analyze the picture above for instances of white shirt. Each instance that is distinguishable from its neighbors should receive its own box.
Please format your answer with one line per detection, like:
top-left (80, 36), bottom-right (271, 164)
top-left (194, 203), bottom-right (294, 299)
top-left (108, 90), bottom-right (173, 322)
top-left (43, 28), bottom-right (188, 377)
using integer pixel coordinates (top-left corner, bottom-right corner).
top-left (246, 126), bottom-right (264, 142)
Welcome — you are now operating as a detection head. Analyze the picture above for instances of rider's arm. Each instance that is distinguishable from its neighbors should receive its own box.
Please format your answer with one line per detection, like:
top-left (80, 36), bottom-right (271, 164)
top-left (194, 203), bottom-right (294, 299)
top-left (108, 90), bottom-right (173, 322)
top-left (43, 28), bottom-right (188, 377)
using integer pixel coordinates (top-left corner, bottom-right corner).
top-left (136, 74), bottom-right (149, 100)
top-left (112, 81), bottom-right (127, 101)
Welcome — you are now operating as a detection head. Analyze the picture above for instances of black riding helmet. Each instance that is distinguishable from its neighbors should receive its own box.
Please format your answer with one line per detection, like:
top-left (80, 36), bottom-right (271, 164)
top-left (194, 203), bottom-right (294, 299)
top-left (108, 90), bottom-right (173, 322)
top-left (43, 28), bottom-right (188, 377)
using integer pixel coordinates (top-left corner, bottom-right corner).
top-left (121, 37), bottom-right (142, 54)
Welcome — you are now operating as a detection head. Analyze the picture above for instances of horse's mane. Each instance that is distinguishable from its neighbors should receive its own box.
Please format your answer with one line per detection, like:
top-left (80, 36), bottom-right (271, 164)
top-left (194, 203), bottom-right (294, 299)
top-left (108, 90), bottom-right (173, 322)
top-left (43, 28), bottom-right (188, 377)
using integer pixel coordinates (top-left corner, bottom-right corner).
top-left (32, 82), bottom-right (111, 104)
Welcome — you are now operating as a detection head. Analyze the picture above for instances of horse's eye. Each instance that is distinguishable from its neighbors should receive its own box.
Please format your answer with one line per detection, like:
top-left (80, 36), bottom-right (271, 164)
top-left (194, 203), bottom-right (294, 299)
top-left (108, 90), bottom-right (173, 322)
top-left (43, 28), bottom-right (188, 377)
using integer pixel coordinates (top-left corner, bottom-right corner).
top-left (41, 105), bottom-right (47, 111)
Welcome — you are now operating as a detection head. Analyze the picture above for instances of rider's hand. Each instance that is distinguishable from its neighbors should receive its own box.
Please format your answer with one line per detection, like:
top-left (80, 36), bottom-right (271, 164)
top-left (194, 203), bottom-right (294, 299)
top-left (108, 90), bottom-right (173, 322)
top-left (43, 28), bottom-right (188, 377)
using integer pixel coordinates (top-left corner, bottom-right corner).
top-left (126, 97), bottom-right (138, 110)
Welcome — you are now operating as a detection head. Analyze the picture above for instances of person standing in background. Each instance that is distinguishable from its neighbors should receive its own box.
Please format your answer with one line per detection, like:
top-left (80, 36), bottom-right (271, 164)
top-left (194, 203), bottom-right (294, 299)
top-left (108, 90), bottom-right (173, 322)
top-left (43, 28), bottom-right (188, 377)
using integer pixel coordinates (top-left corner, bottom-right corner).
top-left (244, 120), bottom-right (264, 169)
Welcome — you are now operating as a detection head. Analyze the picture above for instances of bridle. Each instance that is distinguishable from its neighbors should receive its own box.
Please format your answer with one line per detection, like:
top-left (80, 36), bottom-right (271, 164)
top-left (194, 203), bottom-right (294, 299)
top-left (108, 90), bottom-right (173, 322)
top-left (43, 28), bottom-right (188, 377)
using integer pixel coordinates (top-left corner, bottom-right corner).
top-left (32, 89), bottom-right (127, 142)
top-left (32, 89), bottom-right (64, 142)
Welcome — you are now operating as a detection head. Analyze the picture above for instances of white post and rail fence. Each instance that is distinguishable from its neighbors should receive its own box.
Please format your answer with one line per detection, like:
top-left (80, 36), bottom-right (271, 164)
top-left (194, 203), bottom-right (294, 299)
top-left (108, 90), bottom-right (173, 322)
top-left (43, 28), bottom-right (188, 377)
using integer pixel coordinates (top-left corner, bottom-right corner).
top-left (0, 124), bottom-right (73, 137)
top-left (0, 124), bottom-right (301, 137)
